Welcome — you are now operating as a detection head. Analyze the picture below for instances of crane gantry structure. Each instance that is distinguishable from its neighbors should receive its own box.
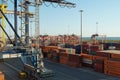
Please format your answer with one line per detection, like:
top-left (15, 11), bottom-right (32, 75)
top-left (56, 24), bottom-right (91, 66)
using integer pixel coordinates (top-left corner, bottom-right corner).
top-left (0, 0), bottom-right (34, 45)
top-left (0, 0), bottom-right (75, 80)
top-left (17, 0), bottom-right (76, 75)
top-left (0, 0), bottom-right (7, 44)
top-left (0, 0), bottom-right (75, 46)
top-left (18, 0), bottom-right (75, 46)
top-left (0, 0), bottom-right (76, 78)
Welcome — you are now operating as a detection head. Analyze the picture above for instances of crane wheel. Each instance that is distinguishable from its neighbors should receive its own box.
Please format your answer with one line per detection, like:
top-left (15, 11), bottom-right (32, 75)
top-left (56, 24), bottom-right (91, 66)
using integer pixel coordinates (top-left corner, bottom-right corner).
top-left (18, 71), bottom-right (27, 79)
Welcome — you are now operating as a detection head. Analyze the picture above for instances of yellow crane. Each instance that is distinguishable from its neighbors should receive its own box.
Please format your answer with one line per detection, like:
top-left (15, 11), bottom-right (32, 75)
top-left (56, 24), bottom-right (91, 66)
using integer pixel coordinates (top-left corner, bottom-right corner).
top-left (0, 3), bottom-right (7, 44)
top-left (0, 1), bottom-right (34, 44)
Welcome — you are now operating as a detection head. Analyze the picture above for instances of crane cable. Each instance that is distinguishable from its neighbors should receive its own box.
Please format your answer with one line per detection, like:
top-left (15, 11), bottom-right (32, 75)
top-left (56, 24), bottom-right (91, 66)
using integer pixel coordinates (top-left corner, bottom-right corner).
top-left (58, 3), bottom-right (66, 8)
top-left (43, 1), bottom-right (72, 8)
top-left (43, 2), bottom-right (51, 7)
top-left (51, 2), bottom-right (59, 8)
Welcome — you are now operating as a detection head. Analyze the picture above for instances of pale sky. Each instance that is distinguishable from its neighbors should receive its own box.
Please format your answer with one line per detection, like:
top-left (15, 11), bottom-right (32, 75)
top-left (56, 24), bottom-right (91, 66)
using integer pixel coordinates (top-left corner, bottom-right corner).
top-left (40, 0), bottom-right (120, 37)
top-left (5, 0), bottom-right (120, 37)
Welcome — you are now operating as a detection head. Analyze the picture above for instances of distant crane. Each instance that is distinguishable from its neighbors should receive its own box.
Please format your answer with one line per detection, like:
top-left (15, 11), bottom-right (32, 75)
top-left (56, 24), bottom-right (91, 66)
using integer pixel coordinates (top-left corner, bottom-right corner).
top-left (91, 34), bottom-right (106, 44)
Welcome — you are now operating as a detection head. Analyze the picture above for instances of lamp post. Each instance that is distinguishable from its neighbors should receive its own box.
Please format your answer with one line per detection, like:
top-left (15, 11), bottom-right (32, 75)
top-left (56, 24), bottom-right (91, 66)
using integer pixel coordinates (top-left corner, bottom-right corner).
top-left (96, 22), bottom-right (98, 34)
top-left (14, 0), bottom-right (17, 46)
top-left (80, 10), bottom-right (83, 54)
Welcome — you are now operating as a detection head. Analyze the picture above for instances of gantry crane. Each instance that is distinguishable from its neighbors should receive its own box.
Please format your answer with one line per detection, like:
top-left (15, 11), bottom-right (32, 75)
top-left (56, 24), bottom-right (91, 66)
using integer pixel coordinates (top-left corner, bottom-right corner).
top-left (33, 0), bottom-right (76, 73)
top-left (91, 33), bottom-right (106, 44)
top-left (0, 0), bottom-right (34, 46)
top-left (0, 0), bottom-right (76, 79)
top-left (0, 0), bottom-right (7, 44)
top-left (34, 0), bottom-right (75, 37)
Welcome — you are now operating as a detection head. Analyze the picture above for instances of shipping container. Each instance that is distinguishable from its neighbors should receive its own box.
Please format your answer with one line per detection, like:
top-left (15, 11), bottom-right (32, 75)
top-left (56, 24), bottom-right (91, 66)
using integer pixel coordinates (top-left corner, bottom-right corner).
top-left (0, 71), bottom-right (4, 80)
top-left (67, 54), bottom-right (82, 67)
top-left (59, 52), bottom-right (69, 65)
top-left (93, 56), bottom-right (108, 73)
top-left (81, 54), bottom-right (93, 68)
top-left (104, 59), bottom-right (120, 77)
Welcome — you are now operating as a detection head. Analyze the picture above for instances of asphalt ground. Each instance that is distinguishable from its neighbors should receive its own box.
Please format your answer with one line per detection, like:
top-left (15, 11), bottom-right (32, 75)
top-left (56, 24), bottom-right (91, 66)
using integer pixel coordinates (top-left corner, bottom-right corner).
top-left (43, 59), bottom-right (120, 80)
top-left (0, 62), bottom-right (21, 80)
top-left (0, 58), bottom-right (120, 80)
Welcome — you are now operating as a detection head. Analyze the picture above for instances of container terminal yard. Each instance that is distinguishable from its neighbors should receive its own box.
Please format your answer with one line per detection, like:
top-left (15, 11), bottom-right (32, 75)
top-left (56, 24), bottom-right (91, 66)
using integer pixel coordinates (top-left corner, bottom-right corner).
top-left (0, 0), bottom-right (120, 80)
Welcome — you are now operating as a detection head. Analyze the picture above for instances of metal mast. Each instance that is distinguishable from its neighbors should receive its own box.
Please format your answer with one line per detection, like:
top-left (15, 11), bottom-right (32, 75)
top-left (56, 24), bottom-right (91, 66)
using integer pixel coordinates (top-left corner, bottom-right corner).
top-left (80, 10), bottom-right (83, 54)
top-left (19, 0), bottom-right (34, 45)
top-left (25, 0), bottom-right (30, 46)
top-left (34, 0), bottom-right (42, 73)
top-left (35, 0), bottom-right (41, 37)
top-left (14, 0), bottom-right (17, 46)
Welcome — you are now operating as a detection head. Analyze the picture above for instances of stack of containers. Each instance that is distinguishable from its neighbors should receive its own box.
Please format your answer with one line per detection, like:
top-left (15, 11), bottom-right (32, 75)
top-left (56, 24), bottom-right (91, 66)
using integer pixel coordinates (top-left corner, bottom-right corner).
top-left (90, 45), bottom-right (100, 51)
top-left (93, 56), bottom-right (108, 73)
top-left (81, 54), bottom-right (93, 68)
top-left (42, 46), bottom-right (53, 58)
top-left (51, 49), bottom-right (60, 63)
top-left (67, 54), bottom-right (82, 68)
top-left (104, 51), bottom-right (120, 77)
top-left (47, 49), bottom-right (59, 61)
top-left (96, 51), bottom-right (111, 58)
top-left (82, 44), bottom-right (89, 54)
top-left (104, 59), bottom-right (120, 77)
top-left (43, 46), bottom-right (60, 59)
top-left (111, 53), bottom-right (120, 60)
top-left (47, 50), bottom-right (53, 60)
top-left (59, 52), bottom-right (69, 65)
top-left (90, 45), bottom-right (101, 55)
top-left (59, 48), bottom-right (66, 53)
top-left (59, 48), bottom-right (75, 54)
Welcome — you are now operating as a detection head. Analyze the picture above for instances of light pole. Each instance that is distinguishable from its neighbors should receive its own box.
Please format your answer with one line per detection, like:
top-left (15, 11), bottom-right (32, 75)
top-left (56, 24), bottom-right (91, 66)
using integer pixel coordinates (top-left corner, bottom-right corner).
top-left (80, 10), bottom-right (83, 54)
top-left (96, 22), bottom-right (98, 34)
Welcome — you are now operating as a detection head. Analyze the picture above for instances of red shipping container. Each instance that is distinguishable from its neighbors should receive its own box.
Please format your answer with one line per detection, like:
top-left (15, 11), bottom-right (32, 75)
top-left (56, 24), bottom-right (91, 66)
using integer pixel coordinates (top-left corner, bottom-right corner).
top-left (108, 71), bottom-right (120, 78)
top-left (94, 62), bottom-right (104, 73)
top-left (59, 53), bottom-right (69, 65)
top-left (67, 54), bottom-right (82, 67)
top-left (111, 53), bottom-right (120, 59)
top-left (96, 51), bottom-right (111, 58)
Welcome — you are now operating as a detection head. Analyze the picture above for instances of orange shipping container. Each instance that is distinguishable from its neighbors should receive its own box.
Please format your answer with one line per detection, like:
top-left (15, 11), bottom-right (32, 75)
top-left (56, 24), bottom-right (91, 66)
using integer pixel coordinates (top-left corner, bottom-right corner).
top-left (104, 65), bottom-right (108, 74)
top-left (44, 46), bottom-right (60, 53)
top-left (59, 48), bottom-right (75, 54)
top-left (59, 52), bottom-right (69, 65)
top-left (0, 72), bottom-right (4, 80)
top-left (107, 66), bottom-right (120, 73)
top-left (94, 63), bottom-right (104, 73)
top-left (104, 59), bottom-right (120, 77)
top-left (67, 54), bottom-right (82, 67)
top-left (93, 56), bottom-right (108, 61)
top-left (111, 53), bottom-right (120, 59)
top-left (107, 71), bottom-right (120, 78)
top-left (93, 56), bottom-right (108, 73)
top-left (81, 54), bottom-right (93, 67)
top-left (96, 51), bottom-right (111, 58)
top-left (81, 54), bottom-right (93, 60)
top-left (107, 60), bottom-right (120, 68)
